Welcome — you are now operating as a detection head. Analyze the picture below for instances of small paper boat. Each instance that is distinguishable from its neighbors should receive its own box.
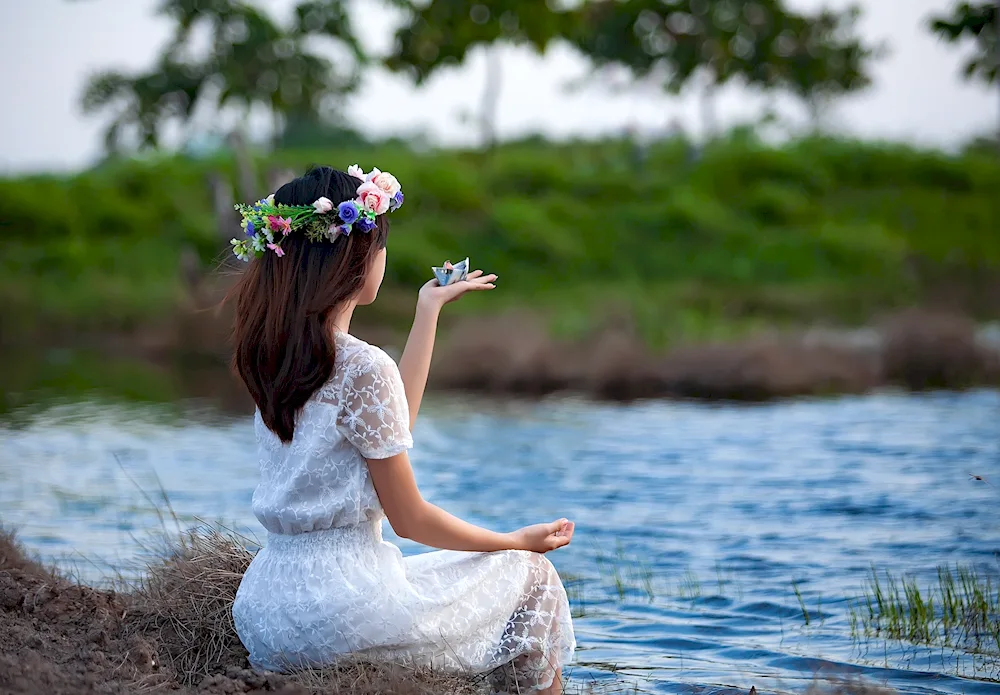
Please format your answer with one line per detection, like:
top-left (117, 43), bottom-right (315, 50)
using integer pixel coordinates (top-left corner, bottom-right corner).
top-left (431, 257), bottom-right (469, 286)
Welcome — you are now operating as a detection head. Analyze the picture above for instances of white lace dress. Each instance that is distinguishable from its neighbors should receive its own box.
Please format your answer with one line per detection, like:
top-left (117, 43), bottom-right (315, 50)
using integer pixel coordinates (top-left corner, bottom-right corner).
top-left (232, 332), bottom-right (575, 692)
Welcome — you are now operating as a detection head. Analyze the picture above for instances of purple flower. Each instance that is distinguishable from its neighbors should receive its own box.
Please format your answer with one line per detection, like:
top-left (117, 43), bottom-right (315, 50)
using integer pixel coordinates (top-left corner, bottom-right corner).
top-left (339, 224), bottom-right (352, 236)
top-left (355, 216), bottom-right (376, 233)
top-left (390, 191), bottom-right (404, 211)
top-left (337, 200), bottom-right (359, 225)
top-left (245, 220), bottom-right (255, 237)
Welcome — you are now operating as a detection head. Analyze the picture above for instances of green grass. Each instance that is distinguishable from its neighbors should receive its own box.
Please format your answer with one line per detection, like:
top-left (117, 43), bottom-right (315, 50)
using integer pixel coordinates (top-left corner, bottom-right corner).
top-left (850, 564), bottom-right (1000, 658)
top-left (3, 133), bottom-right (999, 343)
top-left (595, 544), bottom-right (655, 602)
top-left (793, 580), bottom-right (811, 626)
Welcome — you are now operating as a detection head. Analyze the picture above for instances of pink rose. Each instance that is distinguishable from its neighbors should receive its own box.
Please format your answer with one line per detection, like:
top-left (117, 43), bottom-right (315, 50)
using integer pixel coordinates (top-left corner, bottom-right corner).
top-left (347, 165), bottom-right (366, 181)
top-left (371, 171), bottom-right (401, 198)
top-left (312, 197), bottom-right (334, 213)
top-left (364, 167), bottom-right (381, 183)
top-left (356, 181), bottom-right (390, 215)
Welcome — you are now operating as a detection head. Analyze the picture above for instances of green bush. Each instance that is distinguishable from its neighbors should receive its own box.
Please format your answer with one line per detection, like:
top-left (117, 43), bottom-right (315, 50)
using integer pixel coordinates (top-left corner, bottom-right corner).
top-left (1, 135), bottom-right (998, 342)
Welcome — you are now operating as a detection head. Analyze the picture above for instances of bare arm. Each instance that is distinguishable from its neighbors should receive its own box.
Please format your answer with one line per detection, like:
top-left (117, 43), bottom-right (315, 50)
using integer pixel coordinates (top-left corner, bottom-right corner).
top-left (397, 270), bottom-right (497, 430)
top-left (367, 450), bottom-right (574, 553)
top-left (396, 302), bottom-right (440, 432)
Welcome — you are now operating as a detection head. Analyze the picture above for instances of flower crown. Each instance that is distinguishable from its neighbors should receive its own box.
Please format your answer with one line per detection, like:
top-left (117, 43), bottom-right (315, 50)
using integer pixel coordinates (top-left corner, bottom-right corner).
top-left (230, 165), bottom-right (404, 261)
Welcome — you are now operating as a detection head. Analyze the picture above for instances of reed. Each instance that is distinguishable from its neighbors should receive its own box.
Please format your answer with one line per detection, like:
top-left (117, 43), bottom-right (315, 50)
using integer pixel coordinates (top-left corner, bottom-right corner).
top-left (850, 564), bottom-right (1000, 659)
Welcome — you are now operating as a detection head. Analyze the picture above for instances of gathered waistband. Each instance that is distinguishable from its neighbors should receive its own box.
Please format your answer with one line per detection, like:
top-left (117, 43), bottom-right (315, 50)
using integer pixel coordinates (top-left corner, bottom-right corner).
top-left (265, 519), bottom-right (384, 551)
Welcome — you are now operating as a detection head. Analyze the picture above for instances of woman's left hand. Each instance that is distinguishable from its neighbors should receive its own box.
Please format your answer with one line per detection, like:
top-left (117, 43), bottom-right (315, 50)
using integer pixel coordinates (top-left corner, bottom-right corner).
top-left (417, 268), bottom-right (497, 311)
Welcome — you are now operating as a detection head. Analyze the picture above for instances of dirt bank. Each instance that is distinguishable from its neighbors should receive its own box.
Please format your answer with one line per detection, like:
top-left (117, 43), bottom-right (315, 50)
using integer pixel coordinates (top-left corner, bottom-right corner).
top-left (0, 528), bottom-right (483, 695)
top-left (3, 307), bottom-right (998, 413)
top-left (432, 310), bottom-right (1000, 401)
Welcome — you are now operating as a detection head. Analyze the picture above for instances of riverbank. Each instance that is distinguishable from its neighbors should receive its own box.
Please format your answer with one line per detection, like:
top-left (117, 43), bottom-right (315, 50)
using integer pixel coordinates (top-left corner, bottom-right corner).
top-left (2, 307), bottom-right (997, 415)
top-left (433, 309), bottom-right (1000, 400)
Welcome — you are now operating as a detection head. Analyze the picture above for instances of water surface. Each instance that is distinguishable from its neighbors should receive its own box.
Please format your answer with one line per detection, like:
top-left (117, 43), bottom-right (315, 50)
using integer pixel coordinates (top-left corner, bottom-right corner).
top-left (2, 387), bottom-right (999, 694)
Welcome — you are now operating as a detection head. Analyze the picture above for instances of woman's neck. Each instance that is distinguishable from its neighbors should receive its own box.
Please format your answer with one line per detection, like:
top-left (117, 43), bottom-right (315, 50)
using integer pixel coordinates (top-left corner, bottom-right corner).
top-left (328, 301), bottom-right (357, 336)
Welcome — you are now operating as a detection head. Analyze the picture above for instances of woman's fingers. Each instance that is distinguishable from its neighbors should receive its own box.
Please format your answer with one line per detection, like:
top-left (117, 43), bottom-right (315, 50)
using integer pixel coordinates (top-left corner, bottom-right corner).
top-left (466, 269), bottom-right (484, 279)
top-left (456, 273), bottom-right (497, 291)
top-left (561, 521), bottom-right (575, 543)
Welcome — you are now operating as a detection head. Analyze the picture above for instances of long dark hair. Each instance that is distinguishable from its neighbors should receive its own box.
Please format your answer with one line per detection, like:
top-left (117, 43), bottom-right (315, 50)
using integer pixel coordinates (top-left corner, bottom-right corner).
top-left (230, 166), bottom-right (389, 443)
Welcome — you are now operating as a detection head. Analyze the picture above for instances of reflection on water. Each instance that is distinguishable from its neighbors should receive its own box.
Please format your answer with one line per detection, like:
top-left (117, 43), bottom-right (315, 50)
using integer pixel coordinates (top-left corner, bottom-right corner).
top-left (1, 370), bottom-right (999, 693)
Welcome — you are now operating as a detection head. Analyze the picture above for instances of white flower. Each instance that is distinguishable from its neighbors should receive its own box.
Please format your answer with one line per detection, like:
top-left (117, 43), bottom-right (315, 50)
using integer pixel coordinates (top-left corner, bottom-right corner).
top-left (347, 164), bottom-right (366, 181)
top-left (364, 167), bottom-right (381, 183)
top-left (313, 197), bottom-right (334, 213)
top-left (371, 171), bottom-right (401, 198)
top-left (265, 193), bottom-right (275, 206)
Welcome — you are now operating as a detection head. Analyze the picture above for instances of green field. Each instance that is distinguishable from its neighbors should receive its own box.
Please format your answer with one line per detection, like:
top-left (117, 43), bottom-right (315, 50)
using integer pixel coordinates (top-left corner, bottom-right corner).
top-left (2, 133), bottom-right (998, 347)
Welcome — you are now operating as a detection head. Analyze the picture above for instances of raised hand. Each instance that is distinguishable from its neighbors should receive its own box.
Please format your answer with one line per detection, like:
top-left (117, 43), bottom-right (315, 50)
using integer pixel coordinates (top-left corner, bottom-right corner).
top-left (417, 267), bottom-right (497, 312)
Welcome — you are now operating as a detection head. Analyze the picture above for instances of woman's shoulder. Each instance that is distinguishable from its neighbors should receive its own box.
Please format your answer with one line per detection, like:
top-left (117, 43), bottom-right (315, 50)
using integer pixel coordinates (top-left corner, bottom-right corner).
top-left (322, 333), bottom-right (402, 402)
top-left (334, 332), bottom-right (397, 372)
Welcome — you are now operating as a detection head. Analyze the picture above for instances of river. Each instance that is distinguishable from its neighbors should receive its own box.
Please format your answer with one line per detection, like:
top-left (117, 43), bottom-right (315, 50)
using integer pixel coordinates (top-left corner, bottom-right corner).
top-left (1, 381), bottom-right (998, 694)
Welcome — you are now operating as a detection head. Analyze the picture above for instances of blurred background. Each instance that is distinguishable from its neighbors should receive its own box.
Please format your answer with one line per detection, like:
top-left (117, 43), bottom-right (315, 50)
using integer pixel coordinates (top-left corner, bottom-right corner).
top-left (1, 2), bottom-right (999, 694)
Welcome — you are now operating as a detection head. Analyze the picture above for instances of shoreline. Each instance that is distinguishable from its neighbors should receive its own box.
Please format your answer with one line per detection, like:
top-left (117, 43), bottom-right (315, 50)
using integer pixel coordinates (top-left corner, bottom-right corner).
top-left (3, 309), bottom-right (996, 413)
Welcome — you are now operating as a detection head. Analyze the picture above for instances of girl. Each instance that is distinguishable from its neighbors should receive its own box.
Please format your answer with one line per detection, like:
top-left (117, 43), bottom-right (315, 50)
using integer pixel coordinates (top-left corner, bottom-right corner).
top-left (229, 166), bottom-right (576, 694)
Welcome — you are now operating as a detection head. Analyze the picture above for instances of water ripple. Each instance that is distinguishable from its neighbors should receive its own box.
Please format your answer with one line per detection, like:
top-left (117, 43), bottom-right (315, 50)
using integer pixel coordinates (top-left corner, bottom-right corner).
top-left (1, 390), bottom-right (999, 692)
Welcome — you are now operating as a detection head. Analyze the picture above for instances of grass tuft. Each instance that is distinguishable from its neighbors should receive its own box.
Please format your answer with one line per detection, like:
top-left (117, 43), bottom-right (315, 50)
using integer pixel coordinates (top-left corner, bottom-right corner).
top-left (850, 564), bottom-right (1000, 661)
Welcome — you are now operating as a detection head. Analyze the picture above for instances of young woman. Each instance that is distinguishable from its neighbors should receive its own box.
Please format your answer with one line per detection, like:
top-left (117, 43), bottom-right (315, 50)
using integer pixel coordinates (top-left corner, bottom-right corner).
top-left (229, 166), bottom-right (576, 693)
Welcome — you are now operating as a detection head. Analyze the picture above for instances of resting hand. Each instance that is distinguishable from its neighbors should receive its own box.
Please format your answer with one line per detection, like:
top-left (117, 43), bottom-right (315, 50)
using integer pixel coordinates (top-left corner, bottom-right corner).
top-left (508, 519), bottom-right (575, 554)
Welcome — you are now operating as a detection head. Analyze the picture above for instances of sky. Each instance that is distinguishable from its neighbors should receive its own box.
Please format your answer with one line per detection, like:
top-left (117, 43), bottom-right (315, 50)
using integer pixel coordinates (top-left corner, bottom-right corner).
top-left (1, 0), bottom-right (996, 173)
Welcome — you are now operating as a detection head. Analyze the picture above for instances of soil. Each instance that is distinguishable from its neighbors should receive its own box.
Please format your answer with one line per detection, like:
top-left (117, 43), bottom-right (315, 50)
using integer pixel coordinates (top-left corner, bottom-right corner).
top-left (0, 530), bottom-right (482, 695)
top-left (0, 531), bottom-right (330, 694)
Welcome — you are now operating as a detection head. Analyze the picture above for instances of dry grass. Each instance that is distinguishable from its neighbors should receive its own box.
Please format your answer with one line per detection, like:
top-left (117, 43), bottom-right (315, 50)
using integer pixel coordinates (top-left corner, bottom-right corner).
top-left (0, 525), bottom-right (57, 580)
top-left (286, 661), bottom-right (488, 695)
top-left (880, 310), bottom-right (1000, 390)
top-left (804, 678), bottom-right (897, 695)
top-left (119, 526), bottom-right (494, 694)
top-left (433, 309), bottom-right (1000, 401)
top-left (120, 527), bottom-right (257, 688)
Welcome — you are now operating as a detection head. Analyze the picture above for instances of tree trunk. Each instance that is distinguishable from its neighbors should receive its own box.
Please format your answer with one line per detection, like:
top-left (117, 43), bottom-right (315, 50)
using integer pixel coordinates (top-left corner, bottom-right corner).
top-left (272, 110), bottom-right (284, 150)
top-left (479, 45), bottom-right (503, 150)
top-left (227, 127), bottom-right (258, 203)
top-left (700, 81), bottom-right (717, 140)
top-left (807, 95), bottom-right (824, 133)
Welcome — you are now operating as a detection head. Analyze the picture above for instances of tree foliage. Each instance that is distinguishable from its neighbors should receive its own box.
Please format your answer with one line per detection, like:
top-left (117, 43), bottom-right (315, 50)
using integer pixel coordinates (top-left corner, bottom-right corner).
top-left (82, 0), bottom-right (365, 150)
top-left (386, 1), bottom-right (573, 83)
top-left (569, 0), bottom-right (877, 112)
top-left (929, 2), bottom-right (999, 84)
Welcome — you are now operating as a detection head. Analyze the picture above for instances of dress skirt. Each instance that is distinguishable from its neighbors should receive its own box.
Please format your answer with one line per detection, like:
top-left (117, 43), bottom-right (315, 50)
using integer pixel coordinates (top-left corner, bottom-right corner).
top-left (232, 519), bottom-right (576, 692)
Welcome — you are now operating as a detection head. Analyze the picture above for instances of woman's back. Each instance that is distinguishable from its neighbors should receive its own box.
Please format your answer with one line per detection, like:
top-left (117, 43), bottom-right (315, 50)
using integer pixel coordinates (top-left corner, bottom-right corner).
top-left (251, 332), bottom-right (412, 536)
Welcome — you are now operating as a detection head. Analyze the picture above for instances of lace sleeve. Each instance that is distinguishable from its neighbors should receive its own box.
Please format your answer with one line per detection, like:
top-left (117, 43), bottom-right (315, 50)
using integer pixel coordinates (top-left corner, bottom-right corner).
top-left (334, 347), bottom-right (413, 460)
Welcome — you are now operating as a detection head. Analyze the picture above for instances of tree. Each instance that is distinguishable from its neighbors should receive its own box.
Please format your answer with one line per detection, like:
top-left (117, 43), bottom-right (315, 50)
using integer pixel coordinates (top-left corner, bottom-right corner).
top-left (82, 0), bottom-right (365, 151)
top-left (571, 0), bottom-right (752, 136)
top-left (929, 2), bottom-right (1000, 148)
top-left (569, 0), bottom-right (878, 136)
top-left (930, 2), bottom-right (999, 84)
top-left (764, 6), bottom-right (878, 130)
top-left (386, 1), bottom-right (574, 147)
